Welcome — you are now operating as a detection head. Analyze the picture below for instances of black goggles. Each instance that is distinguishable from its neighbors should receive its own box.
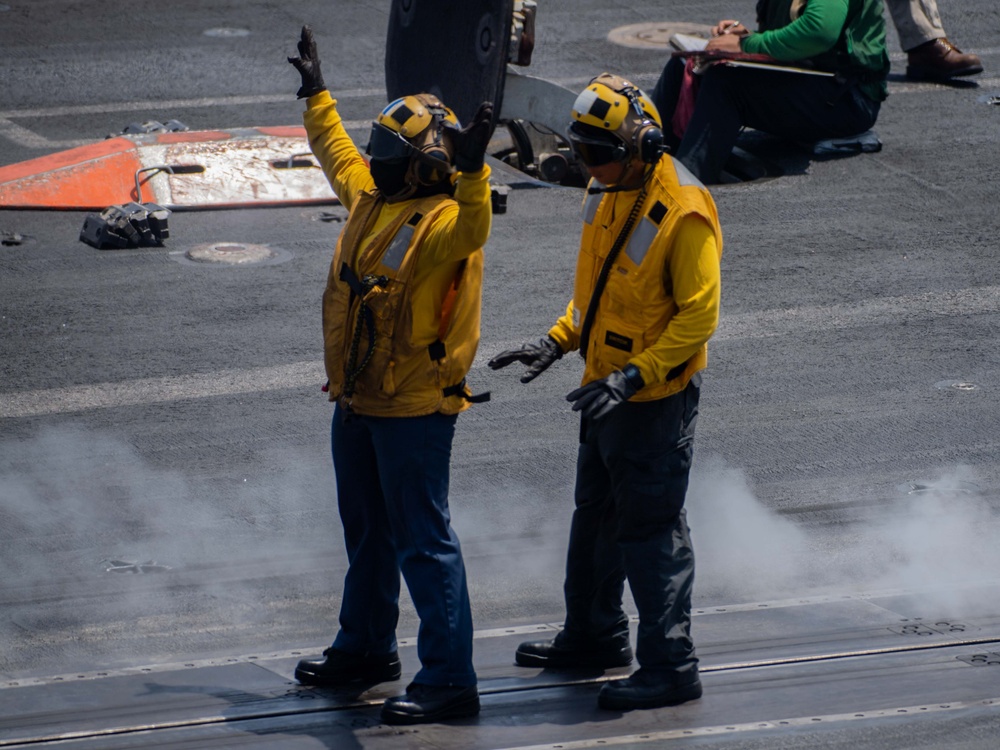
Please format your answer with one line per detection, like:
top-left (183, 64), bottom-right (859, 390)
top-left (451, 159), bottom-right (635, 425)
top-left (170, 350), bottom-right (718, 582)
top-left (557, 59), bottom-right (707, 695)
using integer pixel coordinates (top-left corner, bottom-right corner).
top-left (366, 122), bottom-right (415, 162)
top-left (566, 129), bottom-right (624, 167)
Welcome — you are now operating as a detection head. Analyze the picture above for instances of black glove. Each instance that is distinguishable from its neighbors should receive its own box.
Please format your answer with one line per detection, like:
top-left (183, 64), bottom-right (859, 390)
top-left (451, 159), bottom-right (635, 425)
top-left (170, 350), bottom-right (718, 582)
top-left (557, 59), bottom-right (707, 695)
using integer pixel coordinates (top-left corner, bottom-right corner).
top-left (453, 101), bottom-right (494, 173)
top-left (566, 364), bottom-right (645, 420)
top-left (288, 25), bottom-right (327, 99)
top-left (488, 335), bottom-right (563, 383)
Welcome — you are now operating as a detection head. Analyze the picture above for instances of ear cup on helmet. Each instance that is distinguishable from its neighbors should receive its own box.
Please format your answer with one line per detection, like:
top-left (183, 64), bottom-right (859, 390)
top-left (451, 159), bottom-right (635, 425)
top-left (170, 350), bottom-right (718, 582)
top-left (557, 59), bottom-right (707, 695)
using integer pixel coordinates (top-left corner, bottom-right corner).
top-left (620, 85), bottom-right (663, 164)
top-left (635, 123), bottom-right (664, 164)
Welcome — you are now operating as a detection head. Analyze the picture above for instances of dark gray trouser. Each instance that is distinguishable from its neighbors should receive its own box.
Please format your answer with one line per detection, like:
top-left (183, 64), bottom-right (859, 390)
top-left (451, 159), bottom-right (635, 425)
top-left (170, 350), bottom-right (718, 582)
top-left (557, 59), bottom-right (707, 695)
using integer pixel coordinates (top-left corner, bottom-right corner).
top-left (650, 56), bottom-right (881, 184)
top-left (560, 375), bottom-right (700, 675)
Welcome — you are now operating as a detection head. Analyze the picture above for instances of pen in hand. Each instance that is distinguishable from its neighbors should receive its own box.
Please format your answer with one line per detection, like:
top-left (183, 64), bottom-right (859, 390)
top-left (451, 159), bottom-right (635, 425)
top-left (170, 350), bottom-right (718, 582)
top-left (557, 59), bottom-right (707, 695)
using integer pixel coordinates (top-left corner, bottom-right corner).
top-left (706, 19), bottom-right (746, 51)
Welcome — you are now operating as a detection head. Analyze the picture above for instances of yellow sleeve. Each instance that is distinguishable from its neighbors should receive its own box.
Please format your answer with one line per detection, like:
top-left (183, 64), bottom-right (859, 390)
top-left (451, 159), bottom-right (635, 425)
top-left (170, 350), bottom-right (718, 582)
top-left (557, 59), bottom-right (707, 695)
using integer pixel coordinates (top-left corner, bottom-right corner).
top-left (302, 91), bottom-right (373, 211)
top-left (630, 213), bottom-right (721, 384)
top-left (548, 299), bottom-right (580, 354)
top-left (420, 164), bottom-right (493, 263)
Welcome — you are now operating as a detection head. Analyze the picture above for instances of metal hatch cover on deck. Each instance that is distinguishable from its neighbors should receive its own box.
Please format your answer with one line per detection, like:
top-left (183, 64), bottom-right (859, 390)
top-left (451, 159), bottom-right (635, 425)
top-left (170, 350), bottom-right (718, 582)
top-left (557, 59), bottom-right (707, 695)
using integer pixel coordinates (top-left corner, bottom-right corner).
top-left (0, 127), bottom-right (338, 211)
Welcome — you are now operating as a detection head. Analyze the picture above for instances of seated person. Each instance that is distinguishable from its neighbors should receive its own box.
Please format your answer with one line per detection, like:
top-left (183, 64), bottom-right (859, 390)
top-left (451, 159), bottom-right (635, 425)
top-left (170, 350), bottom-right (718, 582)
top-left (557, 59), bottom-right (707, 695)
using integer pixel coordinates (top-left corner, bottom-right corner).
top-left (650, 0), bottom-right (890, 184)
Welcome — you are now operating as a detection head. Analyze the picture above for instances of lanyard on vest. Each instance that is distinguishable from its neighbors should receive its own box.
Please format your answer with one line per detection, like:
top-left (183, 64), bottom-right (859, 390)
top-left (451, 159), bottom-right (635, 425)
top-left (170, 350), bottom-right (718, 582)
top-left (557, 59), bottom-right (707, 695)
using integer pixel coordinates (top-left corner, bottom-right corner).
top-left (336, 197), bottom-right (419, 404)
top-left (339, 264), bottom-right (388, 401)
top-left (578, 184), bottom-right (649, 361)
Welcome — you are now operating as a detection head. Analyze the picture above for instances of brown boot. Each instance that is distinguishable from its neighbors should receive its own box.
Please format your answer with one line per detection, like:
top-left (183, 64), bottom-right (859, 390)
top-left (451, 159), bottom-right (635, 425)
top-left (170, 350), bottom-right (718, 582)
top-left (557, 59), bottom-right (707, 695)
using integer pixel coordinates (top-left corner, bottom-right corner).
top-left (906, 38), bottom-right (983, 82)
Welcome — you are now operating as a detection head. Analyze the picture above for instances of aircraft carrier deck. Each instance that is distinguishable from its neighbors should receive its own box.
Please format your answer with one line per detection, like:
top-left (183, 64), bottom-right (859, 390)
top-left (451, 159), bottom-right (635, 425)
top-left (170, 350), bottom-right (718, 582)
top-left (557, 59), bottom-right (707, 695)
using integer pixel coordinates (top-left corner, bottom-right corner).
top-left (3, 1), bottom-right (1000, 747)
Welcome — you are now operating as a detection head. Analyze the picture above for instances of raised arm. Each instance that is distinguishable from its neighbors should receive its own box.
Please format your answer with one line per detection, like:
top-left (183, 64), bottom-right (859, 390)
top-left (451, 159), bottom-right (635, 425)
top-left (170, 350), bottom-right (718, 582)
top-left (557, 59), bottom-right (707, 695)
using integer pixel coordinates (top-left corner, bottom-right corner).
top-left (290, 26), bottom-right (374, 209)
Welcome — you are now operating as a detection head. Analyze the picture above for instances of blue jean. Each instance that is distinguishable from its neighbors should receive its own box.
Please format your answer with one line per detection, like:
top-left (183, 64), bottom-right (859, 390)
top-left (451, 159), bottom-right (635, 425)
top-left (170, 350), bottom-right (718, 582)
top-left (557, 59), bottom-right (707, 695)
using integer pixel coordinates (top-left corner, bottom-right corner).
top-left (330, 405), bottom-right (476, 687)
top-left (561, 377), bottom-right (701, 675)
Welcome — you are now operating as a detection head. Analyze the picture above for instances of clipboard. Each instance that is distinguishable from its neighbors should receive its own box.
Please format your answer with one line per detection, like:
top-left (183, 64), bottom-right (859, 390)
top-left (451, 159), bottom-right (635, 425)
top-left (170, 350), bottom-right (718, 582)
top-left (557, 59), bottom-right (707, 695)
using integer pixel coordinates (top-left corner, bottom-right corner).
top-left (670, 33), bottom-right (836, 77)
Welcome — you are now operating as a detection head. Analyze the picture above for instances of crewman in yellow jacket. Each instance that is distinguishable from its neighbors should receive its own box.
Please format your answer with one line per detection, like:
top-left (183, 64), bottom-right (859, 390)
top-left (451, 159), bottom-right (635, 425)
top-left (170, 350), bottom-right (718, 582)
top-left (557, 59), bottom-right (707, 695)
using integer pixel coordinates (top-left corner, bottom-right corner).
top-left (490, 73), bottom-right (722, 712)
top-left (288, 26), bottom-right (493, 725)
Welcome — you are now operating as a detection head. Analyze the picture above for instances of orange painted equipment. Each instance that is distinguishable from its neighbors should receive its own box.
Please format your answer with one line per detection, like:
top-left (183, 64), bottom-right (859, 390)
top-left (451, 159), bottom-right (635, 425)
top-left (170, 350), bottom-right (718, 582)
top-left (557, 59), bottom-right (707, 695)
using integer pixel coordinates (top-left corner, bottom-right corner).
top-left (0, 127), bottom-right (339, 210)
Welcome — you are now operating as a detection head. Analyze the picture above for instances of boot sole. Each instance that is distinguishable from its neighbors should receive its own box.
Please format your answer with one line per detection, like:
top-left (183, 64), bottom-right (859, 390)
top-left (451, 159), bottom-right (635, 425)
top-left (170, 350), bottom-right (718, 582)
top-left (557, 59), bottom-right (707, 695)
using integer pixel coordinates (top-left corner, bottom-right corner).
top-left (514, 648), bottom-right (633, 669)
top-left (380, 695), bottom-right (481, 725)
top-left (906, 64), bottom-right (984, 81)
top-left (294, 662), bottom-right (402, 687)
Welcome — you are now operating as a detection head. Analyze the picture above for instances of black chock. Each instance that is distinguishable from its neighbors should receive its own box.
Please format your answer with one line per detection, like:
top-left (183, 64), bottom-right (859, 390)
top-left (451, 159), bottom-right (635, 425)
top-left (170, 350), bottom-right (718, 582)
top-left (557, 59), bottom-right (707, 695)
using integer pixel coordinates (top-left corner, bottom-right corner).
top-left (490, 184), bottom-right (509, 214)
top-left (79, 202), bottom-right (171, 250)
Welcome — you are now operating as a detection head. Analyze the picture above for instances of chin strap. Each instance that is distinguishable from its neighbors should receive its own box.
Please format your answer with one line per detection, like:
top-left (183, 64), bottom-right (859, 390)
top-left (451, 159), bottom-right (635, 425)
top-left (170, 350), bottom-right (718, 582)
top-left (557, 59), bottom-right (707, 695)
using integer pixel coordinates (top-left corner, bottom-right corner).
top-left (587, 162), bottom-right (655, 194)
top-left (380, 182), bottom-right (418, 203)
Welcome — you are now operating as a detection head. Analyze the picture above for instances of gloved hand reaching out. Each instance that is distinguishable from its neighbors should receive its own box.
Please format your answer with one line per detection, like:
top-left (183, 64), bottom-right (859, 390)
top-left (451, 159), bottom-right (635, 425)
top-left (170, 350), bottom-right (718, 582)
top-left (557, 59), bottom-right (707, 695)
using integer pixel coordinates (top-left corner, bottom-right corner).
top-left (488, 336), bottom-right (563, 383)
top-left (288, 25), bottom-right (327, 99)
top-left (565, 364), bottom-right (645, 420)
top-left (453, 101), bottom-right (494, 173)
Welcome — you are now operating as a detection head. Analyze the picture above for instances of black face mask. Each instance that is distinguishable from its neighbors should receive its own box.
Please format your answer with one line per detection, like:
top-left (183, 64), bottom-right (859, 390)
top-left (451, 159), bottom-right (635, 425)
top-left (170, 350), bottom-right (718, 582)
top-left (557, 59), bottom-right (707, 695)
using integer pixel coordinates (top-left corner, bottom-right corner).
top-left (369, 159), bottom-right (410, 199)
top-left (369, 159), bottom-right (455, 202)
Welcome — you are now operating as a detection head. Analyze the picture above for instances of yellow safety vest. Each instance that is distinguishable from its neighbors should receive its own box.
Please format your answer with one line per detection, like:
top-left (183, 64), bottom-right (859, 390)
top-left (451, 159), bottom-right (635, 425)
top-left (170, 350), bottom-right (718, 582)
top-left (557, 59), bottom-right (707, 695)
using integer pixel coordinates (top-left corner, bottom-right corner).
top-left (569, 157), bottom-right (722, 401)
top-left (322, 189), bottom-right (484, 416)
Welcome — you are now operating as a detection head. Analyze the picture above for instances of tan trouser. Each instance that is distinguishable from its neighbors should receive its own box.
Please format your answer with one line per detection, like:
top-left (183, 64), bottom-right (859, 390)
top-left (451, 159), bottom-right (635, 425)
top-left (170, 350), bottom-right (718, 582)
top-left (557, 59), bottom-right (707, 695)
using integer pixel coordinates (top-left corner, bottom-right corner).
top-left (885, 0), bottom-right (946, 51)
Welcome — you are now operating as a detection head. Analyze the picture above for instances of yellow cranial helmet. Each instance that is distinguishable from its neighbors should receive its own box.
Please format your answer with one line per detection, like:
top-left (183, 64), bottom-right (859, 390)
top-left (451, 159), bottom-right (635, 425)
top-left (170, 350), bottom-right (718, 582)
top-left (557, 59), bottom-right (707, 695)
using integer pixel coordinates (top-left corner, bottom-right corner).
top-left (376, 93), bottom-right (460, 140)
top-left (567, 73), bottom-right (664, 165)
top-left (367, 93), bottom-right (460, 187)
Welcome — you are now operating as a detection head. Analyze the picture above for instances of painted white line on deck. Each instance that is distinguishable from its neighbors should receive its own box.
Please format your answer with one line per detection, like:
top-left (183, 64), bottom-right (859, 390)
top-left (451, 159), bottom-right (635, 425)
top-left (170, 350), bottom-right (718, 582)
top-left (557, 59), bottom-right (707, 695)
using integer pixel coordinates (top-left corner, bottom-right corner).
top-left (490, 283), bottom-right (1000, 366)
top-left (714, 284), bottom-right (1000, 342)
top-left (0, 92), bottom-right (379, 148)
top-left (5, 284), bottom-right (1000, 419)
top-left (0, 91), bottom-right (382, 119)
top-left (0, 361), bottom-right (326, 419)
top-left (3, 72), bottom-right (996, 149)
top-left (0, 115), bottom-right (371, 150)
top-left (493, 697), bottom-right (1000, 750)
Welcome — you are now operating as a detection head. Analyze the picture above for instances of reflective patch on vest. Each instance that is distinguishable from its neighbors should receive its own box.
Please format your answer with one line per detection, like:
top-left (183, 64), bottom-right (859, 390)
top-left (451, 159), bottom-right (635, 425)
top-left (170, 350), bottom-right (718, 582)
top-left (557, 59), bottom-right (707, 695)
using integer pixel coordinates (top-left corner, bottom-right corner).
top-left (582, 187), bottom-right (603, 225)
top-left (605, 330), bottom-right (633, 352)
top-left (671, 157), bottom-right (706, 188)
top-left (648, 201), bottom-right (668, 225)
top-left (572, 305), bottom-right (581, 329)
top-left (380, 213), bottom-right (422, 271)
top-left (624, 214), bottom-right (659, 266)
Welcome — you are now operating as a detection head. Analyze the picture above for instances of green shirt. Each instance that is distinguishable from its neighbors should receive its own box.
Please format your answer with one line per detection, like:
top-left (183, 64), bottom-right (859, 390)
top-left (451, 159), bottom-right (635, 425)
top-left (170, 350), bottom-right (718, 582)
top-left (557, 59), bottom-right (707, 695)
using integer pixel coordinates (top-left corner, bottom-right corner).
top-left (741, 0), bottom-right (889, 101)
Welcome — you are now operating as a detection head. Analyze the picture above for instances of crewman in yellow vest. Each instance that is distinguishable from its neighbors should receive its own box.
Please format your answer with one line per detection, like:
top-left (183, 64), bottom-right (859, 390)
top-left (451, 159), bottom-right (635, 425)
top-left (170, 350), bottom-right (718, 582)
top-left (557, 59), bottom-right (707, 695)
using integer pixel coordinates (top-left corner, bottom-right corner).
top-left (288, 26), bottom-right (492, 725)
top-left (490, 73), bottom-right (723, 711)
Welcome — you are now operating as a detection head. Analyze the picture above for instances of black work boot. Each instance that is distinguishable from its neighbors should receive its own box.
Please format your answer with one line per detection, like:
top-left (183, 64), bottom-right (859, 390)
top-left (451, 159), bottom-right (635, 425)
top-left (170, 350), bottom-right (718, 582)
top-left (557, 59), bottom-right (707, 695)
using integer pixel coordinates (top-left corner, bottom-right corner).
top-left (294, 647), bottom-right (401, 687)
top-left (381, 682), bottom-right (480, 725)
top-left (515, 632), bottom-right (633, 669)
top-left (598, 668), bottom-right (702, 711)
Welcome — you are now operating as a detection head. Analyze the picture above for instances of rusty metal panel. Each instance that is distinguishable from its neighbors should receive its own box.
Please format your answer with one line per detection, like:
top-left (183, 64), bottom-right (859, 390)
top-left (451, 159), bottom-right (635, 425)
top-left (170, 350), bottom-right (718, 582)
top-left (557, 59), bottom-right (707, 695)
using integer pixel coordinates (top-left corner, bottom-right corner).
top-left (144, 135), bottom-right (336, 209)
top-left (0, 128), bottom-right (338, 211)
